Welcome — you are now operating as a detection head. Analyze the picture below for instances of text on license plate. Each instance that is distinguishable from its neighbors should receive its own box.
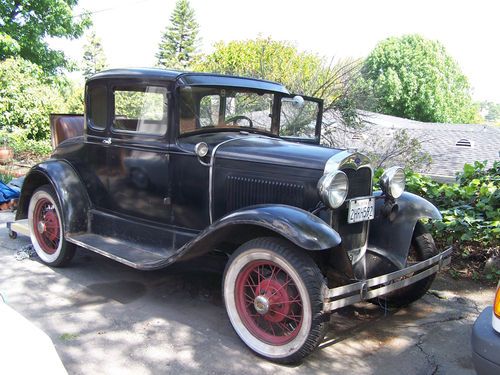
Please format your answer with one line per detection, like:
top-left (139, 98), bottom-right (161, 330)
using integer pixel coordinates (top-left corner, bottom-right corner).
top-left (347, 198), bottom-right (375, 224)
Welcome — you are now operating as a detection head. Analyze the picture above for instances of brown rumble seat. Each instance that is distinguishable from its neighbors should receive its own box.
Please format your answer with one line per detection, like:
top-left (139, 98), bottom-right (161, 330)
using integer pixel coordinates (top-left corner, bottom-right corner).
top-left (49, 114), bottom-right (85, 148)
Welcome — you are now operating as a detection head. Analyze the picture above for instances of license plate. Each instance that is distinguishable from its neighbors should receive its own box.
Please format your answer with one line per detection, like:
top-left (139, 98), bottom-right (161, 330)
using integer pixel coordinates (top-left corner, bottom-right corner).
top-left (347, 198), bottom-right (375, 224)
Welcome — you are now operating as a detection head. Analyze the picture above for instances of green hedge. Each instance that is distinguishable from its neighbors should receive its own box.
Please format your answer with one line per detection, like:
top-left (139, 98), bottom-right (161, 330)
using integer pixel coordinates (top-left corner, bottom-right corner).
top-left (404, 161), bottom-right (499, 248)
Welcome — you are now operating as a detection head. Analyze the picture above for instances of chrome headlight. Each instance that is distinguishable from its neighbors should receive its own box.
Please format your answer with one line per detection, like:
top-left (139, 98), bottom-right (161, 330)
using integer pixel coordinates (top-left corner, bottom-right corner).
top-left (318, 170), bottom-right (349, 209)
top-left (379, 166), bottom-right (405, 199)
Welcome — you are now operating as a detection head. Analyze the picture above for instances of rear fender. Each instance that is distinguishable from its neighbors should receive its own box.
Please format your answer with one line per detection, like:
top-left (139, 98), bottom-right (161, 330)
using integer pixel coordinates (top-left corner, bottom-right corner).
top-left (176, 204), bottom-right (342, 261)
top-left (16, 161), bottom-right (91, 234)
top-left (368, 191), bottom-right (442, 269)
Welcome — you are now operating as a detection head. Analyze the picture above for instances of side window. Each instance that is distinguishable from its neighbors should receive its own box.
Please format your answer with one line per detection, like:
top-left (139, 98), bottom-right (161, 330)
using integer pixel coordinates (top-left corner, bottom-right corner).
top-left (199, 95), bottom-right (220, 127)
top-left (113, 86), bottom-right (168, 136)
top-left (88, 84), bottom-right (107, 130)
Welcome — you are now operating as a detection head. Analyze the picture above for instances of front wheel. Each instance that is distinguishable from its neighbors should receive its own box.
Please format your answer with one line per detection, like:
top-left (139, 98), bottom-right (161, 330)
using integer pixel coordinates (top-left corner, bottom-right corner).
top-left (376, 222), bottom-right (438, 307)
top-left (223, 237), bottom-right (327, 364)
top-left (28, 185), bottom-right (76, 267)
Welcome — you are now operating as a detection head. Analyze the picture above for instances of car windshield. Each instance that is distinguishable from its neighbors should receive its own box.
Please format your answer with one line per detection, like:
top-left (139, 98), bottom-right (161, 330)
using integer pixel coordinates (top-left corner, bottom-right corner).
top-left (179, 86), bottom-right (274, 135)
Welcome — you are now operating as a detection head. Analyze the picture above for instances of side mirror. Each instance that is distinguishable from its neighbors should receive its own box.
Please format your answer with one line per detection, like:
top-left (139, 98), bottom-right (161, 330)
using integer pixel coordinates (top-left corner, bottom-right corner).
top-left (292, 95), bottom-right (305, 108)
top-left (282, 95), bottom-right (305, 109)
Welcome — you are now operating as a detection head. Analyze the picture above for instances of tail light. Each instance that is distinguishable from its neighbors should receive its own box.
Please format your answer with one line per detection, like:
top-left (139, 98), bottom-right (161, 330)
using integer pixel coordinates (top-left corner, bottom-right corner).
top-left (494, 284), bottom-right (500, 319)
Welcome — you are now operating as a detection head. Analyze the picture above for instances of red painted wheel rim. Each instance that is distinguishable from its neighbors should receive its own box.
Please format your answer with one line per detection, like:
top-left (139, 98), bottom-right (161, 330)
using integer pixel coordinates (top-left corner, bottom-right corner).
top-left (33, 197), bottom-right (60, 255)
top-left (235, 260), bottom-right (303, 345)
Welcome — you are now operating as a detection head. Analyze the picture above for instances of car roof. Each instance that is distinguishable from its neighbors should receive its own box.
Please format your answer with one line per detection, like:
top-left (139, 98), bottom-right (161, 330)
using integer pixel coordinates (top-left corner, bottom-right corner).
top-left (87, 68), bottom-right (290, 94)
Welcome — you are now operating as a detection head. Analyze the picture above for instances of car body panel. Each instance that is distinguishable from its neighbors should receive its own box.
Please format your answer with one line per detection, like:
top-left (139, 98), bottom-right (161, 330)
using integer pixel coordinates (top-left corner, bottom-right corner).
top-left (0, 299), bottom-right (67, 374)
top-left (367, 191), bottom-right (442, 269)
top-left (472, 306), bottom-right (500, 375)
top-left (16, 160), bottom-right (91, 234)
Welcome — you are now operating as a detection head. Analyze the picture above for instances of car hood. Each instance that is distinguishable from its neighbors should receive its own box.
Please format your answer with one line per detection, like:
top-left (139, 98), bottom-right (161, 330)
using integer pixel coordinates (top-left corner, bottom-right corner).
top-left (178, 132), bottom-right (343, 171)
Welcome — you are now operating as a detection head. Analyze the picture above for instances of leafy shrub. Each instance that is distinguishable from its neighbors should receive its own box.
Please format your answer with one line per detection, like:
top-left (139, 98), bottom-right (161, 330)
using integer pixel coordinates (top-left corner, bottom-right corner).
top-left (404, 161), bottom-right (499, 247)
top-left (374, 161), bottom-right (500, 248)
top-left (376, 161), bottom-right (499, 280)
top-left (0, 127), bottom-right (52, 158)
top-left (0, 57), bottom-right (82, 141)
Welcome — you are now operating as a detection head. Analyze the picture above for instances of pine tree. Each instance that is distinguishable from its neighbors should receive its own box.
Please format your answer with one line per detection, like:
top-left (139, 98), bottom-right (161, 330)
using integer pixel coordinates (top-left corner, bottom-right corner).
top-left (156, 0), bottom-right (199, 70)
top-left (82, 30), bottom-right (108, 79)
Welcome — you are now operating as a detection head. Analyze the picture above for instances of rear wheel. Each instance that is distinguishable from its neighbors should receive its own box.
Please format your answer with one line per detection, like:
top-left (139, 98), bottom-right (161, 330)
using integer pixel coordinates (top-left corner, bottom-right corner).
top-left (28, 185), bottom-right (76, 267)
top-left (377, 222), bottom-right (438, 307)
top-left (223, 237), bottom-right (327, 363)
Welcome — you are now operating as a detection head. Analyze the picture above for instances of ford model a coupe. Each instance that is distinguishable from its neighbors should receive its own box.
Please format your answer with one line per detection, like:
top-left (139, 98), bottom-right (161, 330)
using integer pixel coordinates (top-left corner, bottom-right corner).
top-left (10, 68), bottom-right (451, 363)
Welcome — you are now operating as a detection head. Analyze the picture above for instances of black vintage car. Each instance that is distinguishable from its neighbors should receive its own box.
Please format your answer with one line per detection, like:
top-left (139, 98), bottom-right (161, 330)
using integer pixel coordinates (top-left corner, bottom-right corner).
top-left (9, 68), bottom-right (451, 363)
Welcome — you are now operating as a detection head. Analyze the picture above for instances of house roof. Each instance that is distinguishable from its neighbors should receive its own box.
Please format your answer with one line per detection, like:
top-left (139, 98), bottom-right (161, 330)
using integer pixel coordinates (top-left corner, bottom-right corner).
top-left (327, 110), bottom-right (500, 180)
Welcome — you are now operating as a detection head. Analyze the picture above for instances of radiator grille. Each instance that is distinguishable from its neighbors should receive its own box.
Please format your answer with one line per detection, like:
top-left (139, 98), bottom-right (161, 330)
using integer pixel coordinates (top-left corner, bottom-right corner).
top-left (225, 176), bottom-right (304, 212)
top-left (344, 168), bottom-right (372, 198)
top-left (335, 167), bottom-right (372, 251)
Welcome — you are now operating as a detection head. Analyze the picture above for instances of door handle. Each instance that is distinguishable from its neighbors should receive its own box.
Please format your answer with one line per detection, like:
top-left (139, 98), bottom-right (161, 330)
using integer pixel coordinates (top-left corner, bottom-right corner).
top-left (102, 138), bottom-right (112, 145)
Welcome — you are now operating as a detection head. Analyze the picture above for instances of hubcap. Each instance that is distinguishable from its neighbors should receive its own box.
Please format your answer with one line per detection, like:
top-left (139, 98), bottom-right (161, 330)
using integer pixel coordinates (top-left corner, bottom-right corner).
top-left (37, 221), bottom-right (46, 234)
top-left (254, 295), bottom-right (270, 315)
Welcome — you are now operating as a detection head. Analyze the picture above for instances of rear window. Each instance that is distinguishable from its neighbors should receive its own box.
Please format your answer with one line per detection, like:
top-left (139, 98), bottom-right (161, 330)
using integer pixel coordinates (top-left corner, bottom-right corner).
top-left (88, 84), bottom-right (107, 130)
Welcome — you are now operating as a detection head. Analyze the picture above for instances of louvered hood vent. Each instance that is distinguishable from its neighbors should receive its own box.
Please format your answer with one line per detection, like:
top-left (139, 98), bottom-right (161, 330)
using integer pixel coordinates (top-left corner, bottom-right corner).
top-left (225, 176), bottom-right (305, 212)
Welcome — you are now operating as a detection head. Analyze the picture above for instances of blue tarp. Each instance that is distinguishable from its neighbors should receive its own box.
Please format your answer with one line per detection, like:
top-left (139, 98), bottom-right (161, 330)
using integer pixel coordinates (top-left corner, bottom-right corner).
top-left (0, 181), bottom-right (19, 204)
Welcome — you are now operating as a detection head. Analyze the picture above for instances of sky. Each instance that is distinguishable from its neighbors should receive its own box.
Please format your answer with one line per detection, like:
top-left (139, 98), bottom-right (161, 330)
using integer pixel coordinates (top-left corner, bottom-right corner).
top-left (49, 0), bottom-right (500, 102)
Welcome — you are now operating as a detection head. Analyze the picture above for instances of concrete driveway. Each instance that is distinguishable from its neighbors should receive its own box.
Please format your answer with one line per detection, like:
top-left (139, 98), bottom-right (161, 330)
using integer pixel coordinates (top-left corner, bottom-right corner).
top-left (0, 212), bottom-right (494, 375)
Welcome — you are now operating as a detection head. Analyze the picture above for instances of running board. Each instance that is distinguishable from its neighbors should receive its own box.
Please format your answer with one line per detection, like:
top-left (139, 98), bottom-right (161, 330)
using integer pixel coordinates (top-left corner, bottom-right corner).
top-left (66, 233), bottom-right (176, 270)
top-left (8, 218), bottom-right (180, 270)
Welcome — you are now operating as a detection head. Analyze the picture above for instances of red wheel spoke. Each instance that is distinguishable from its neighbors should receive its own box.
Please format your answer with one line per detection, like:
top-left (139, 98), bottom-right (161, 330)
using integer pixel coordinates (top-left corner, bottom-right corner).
top-left (270, 298), bottom-right (302, 306)
top-left (244, 292), bottom-right (255, 302)
top-left (278, 321), bottom-right (296, 335)
top-left (266, 265), bottom-right (277, 288)
top-left (235, 259), bottom-right (304, 345)
top-left (267, 320), bottom-right (276, 336)
top-left (268, 309), bottom-right (301, 323)
top-left (269, 277), bottom-right (294, 299)
top-left (33, 197), bottom-right (61, 255)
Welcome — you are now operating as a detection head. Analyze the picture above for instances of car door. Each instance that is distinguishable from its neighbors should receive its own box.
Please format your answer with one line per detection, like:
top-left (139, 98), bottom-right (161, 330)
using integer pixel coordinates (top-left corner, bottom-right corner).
top-left (106, 82), bottom-right (172, 223)
top-left (79, 82), bottom-right (113, 210)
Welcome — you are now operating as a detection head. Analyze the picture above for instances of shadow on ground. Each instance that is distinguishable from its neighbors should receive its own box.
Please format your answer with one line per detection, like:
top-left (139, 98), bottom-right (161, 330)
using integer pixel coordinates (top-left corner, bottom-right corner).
top-left (0, 229), bottom-right (493, 375)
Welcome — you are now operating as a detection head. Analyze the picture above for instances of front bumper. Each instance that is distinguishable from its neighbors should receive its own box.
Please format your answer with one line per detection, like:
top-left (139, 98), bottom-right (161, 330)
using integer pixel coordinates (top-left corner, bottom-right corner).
top-left (324, 247), bottom-right (452, 311)
top-left (472, 306), bottom-right (500, 375)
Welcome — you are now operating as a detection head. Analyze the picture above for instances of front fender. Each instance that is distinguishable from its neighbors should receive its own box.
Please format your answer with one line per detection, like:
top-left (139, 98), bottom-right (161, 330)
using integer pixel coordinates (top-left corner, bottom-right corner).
top-left (175, 204), bottom-right (341, 261)
top-left (368, 191), bottom-right (442, 268)
top-left (16, 160), bottom-right (91, 234)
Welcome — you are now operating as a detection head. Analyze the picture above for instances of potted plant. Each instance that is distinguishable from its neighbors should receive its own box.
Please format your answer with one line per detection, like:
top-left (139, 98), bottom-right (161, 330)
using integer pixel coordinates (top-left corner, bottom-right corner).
top-left (0, 137), bottom-right (13, 164)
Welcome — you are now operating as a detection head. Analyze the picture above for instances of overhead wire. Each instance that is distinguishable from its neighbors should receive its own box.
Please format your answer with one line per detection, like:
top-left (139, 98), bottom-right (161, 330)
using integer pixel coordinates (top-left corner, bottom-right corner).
top-left (73, 0), bottom-right (156, 18)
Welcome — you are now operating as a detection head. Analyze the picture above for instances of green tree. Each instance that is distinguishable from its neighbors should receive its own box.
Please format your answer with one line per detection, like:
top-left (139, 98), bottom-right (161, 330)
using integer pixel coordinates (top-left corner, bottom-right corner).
top-left (0, 0), bottom-right (90, 73)
top-left (359, 34), bottom-right (479, 123)
top-left (195, 38), bottom-right (362, 126)
top-left (82, 30), bottom-right (108, 79)
top-left (156, 0), bottom-right (199, 69)
top-left (480, 101), bottom-right (500, 123)
top-left (0, 33), bottom-right (20, 59)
